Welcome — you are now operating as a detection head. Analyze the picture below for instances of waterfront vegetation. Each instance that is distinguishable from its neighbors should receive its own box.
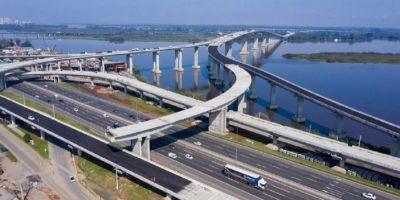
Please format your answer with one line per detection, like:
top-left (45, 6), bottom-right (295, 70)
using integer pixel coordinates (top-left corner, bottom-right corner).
top-left (283, 52), bottom-right (400, 64)
top-left (208, 131), bottom-right (400, 196)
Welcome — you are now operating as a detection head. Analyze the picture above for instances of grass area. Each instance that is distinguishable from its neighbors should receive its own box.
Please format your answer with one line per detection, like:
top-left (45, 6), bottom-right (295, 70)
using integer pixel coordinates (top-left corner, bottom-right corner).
top-left (283, 52), bottom-right (400, 64)
top-left (208, 131), bottom-right (400, 196)
top-left (0, 91), bottom-right (97, 136)
top-left (58, 82), bottom-right (85, 94)
top-left (0, 143), bottom-right (18, 162)
top-left (2, 121), bottom-right (49, 159)
top-left (111, 94), bottom-right (172, 117)
top-left (76, 156), bottom-right (162, 200)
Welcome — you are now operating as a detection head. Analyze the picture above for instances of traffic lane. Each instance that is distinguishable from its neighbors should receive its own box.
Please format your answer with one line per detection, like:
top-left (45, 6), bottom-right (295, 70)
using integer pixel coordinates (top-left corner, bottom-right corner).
top-left (153, 140), bottom-right (316, 200)
top-left (31, 81), bottom-right (146, 122)
top-left (24, 81), bottom-right (395, 199)
top-left (0, 97), bottom-right (192, 193)
top-left (177, 132), bottom-right (392, 200)
top-left (12, 83), bottom-right (125, 128)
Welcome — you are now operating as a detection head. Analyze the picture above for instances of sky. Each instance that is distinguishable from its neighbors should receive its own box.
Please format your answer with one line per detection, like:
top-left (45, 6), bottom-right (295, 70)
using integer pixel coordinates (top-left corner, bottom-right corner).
top-left (1, 0), bottom-right (400, 28)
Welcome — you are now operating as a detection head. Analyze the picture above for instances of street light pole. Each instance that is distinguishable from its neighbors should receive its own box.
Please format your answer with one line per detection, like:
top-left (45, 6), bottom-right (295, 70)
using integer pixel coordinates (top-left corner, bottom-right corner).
top-left (358, 135), bottom-right (362, 147)
top-left (52, 104), bottom-right (56, 118)
top-left (23, 93), bottom-right (26, 105)
top-left (235, 128), bottom-right (238, 161)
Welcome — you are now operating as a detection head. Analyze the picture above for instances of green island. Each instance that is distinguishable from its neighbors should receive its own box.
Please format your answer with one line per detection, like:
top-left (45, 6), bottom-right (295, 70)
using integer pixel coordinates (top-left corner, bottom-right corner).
top-left (283, 52), bottom-right (400, 64)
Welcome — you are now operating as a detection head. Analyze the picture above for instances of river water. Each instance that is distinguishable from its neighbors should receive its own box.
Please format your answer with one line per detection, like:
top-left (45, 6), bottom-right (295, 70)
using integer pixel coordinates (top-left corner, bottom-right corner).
top-left (13, 37), bottom-right (400, 147)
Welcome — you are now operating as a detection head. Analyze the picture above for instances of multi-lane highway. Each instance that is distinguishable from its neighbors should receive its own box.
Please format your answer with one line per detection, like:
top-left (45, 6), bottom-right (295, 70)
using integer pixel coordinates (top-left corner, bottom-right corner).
top-left (9, 80), bottom-right (399, 200)
top-left (9, 81), bottom-right (323, 200)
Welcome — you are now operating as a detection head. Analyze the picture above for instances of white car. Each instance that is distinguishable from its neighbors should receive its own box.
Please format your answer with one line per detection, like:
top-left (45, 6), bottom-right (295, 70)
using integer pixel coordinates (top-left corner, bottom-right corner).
top-left (69, 175), bottom-right (76, 183)
top-left (185, 154), bottom-right (193, 160)
top-left (44, 85), bottom-right (48, 88)
top-left (362, 192), bottom-right (376, 200)
top-left (193, 141), bottom-right (202, 146)
top-left (103, 113), bottom-right (109, 118)
top-left (168, 152), bottom-right (177, 159)
top-left (35, 95), bottom-right (40, 98)
top-left (28, 116), bottom-right (35, 121)
top-left (73, 108), bottom-right (79, 112)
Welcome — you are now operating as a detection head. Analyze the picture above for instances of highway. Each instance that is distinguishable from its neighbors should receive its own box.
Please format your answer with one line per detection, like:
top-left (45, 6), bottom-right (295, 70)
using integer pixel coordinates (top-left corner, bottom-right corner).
top-left (10, 80), bottom-right (399, 200)
top-left (8, 81), bottom-right (324, 200)
top-left (208, 44), bottom-right (400, 138)
top-left (0, 96), bottom-right (195, 195)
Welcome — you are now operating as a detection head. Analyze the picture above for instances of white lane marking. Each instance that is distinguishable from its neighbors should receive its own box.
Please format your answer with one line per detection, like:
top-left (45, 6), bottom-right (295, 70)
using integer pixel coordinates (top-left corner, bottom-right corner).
top-left (270, 165), bottom-right (280, 169)
top-left (290, 176), bottom-right (302, 182)
top-left (256, 163), bottom-right (265, 168)
top-left (248, 153), bottom-right (257, 158)
top-left (306, 177), bottom-right (318, 183)
top-left (211, 160), bottom-right (221, 165)
top-left (262, 192), bottom-right (280, 200)
top-left (269, 189), bottom-right (286, 197)
top-left (201, 166), bottom-right (213, 173)
top-left (241, 154), bottom-right (252, 159)
top-left (209, 165), bottom-right (219, 170)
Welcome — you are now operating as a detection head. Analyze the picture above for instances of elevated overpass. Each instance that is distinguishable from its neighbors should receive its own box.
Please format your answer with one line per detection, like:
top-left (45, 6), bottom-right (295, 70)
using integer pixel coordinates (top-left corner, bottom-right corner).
top-left (0, 95), bottom-right (236, 200)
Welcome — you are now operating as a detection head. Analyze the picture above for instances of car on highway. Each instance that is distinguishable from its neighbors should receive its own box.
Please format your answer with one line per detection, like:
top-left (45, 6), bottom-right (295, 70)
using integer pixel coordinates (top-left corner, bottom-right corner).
top-left (193, 141), bottom-right (202, 146)
top-left (362, 192), bottom-right (376, 200)
top-left (35, 95), bottom-right (40, 98)
top-left (169, 144), bottom-right (175, 149)
top-left (168, 152), bottom-right (177, 159)
top-left (69, 175), bottom-right (76, 183)
top-left (103, 113), bottom-right (109, 118)
top-left (44, 84), bottom-right (48, 88)
top-left (185, 154), bottom-right (193, 160)
top-left (28, 116), bottom-right (35, 121)
top-left (73, 108), bottom-right (79, 112)
top-left (112, 122), bottom-right (119, 128)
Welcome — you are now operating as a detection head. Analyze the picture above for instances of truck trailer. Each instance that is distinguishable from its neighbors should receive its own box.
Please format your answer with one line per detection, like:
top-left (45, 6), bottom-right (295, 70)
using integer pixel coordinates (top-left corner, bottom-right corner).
top-left (223, 164), bottom-right (267, 190)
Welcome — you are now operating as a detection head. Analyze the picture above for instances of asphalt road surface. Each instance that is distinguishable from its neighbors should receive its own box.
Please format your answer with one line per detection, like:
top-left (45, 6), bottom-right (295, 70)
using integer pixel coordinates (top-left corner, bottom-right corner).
top-left (9, 80), bottom-right (399, 200)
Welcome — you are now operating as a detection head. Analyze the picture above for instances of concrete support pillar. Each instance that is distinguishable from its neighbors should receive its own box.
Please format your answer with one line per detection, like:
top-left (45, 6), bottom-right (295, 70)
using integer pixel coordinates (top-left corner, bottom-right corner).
top-left (240, 39), bottom-right (249, 55)
top-left (268, 82), bottom-right (277, 110)
top-left (248, 74), bottom-right (257, 99)
top-left (57, 61), bottom-right (61, 71)
top-left (138, 91), bottom-right (144, 100)
top-left (208, 58), bottom-right (216, 80)
top-left (89, 77), bottom-right (95, 87)
top-left (126, 54), bottom-right (133, 74)
top-left (10, 115), bottom-right (16, 126)
top-left (223, 67), bottom-right (230, 91)
top-left (192, 46), bottom-right (200, 69)
top-left (78, 59), bottom-right (83, 71)
top-left (158, 98), bottom-right (163, 107)
top-left (40, 130), bottom-right (45, 140)
top-left (293, 95), bottom-right (305, 123)
top-left (141, 136), bottom-right (151, 160)
top-left (77, 148), bottom-right (82, 157)
top-left (225, 42), bottom-right (232, 58)
top-left (0, 73), bottom-right (5, 91)
top-left (272, 135), bottom-right (279, 145)
top-left (208, 107), bottom-right (227, 134)
top-left (99, 57), bottom-right (105, 72)
top-left (261, 38), bottom-right (267, 47)
top-left (108, 80), bottom-right (113, 89)
top-left (152, 51), bottom-right (161, 74)
top-left (391, 139), bottom-right (400, 157)
top-left (174, 49), bottom-right (184, 71)
top-left (130, 138), bottom-right (142, 156)
top-left (34, 65), bottom-right (38, 71)
top-left (235, 95), bottom-right (246, 113)
top-left (123, 85), bottom-right (127, 94)
top-left (339, 157), bottom-right (346, 168)
top-left (335, 113), bottom-right (344, 135)
top-left (252, 38), bottom-right (259, 50)
top-left (215, 63), bottom-right (222, 85)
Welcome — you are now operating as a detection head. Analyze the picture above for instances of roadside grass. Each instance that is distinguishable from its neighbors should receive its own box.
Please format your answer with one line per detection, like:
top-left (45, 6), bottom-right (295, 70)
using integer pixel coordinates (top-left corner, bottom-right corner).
top-left (0, 91), bottom-right (97, 136)
top-left (208, 131), bottom-right (400, 196)
top-left (0, 142), bottom-right (18, 162)
top-left (76, 155), bottom-right (162, 200)
top-left (57, 82), bottom-right (85, 94)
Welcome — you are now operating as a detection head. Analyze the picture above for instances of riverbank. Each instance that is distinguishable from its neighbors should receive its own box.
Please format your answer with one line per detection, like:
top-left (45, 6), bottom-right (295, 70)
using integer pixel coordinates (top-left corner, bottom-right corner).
top-left (283, 52), bottom-right (400, 64)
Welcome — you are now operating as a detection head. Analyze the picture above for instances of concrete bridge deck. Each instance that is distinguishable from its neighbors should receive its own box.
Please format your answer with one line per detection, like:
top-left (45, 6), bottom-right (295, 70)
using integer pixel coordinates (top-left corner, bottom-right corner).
top-left (0, 96), bottom-right (236, 200)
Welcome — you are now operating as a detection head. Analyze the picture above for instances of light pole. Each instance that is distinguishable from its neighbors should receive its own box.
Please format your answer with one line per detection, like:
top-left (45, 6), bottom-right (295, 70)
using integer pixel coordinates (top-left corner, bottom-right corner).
top-left (52, 104), bottom-right (56, 118)
top-left (358, 135), bottom-right (362, 147)
top-left (23, 93), bottom-right (26, 105)
top-left (135, 100), bottom-right (139, 122)
top-left (235, 128), bottom-right (238, 161)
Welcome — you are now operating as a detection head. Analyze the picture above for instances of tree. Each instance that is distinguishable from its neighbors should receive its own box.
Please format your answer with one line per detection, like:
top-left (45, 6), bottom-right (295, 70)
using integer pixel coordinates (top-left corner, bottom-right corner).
top-left (20, 40), bottom-right (33, 48)
top-left (23, 134), bottom-right (32, 143)
top-left (15, 38), bottom-right (21, 46)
